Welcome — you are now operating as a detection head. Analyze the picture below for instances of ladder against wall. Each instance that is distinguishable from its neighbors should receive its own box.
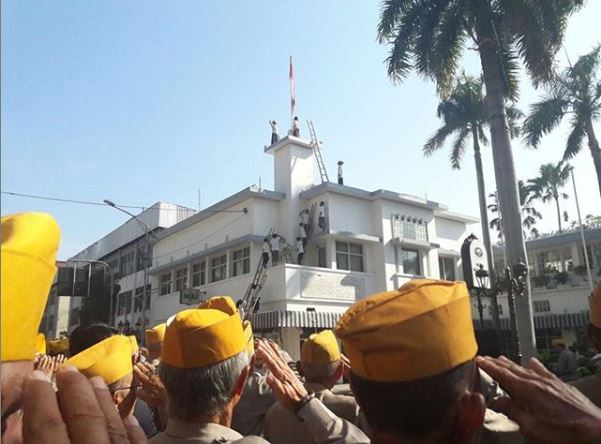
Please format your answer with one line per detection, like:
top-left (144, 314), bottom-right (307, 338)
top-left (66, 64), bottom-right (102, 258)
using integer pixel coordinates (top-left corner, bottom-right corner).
top-left (307, 120), bottom-right (329, 184)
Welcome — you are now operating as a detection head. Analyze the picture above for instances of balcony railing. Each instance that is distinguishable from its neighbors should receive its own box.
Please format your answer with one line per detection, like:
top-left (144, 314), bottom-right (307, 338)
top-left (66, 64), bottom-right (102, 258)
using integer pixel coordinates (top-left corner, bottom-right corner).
top-left (391, 215), bottom-right (428, 242)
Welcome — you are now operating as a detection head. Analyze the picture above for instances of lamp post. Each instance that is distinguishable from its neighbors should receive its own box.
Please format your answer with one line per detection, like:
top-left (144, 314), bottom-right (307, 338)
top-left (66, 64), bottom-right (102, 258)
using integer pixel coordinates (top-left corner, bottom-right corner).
top-left (104, 199), bottom-right (156, 344)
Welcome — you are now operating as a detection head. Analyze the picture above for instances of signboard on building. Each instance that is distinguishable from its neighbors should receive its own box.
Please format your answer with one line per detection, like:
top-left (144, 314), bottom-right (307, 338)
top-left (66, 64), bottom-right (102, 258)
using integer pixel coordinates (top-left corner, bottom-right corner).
top-left (180, 289), bottom-right (206, 306)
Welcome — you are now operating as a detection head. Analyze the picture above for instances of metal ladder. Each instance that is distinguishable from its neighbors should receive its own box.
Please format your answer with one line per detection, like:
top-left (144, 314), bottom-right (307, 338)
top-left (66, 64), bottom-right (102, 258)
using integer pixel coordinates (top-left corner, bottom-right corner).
top-left (241, 228), bottom-right (274, 321)
top-left (307, 120), bottom-right (330, 183)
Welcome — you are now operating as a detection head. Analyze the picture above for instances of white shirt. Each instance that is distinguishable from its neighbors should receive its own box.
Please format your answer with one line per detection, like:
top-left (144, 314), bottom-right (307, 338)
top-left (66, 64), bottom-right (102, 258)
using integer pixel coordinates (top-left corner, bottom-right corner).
top-left (270, 122), bottom-right (278, 134)
top-left (270, 237), bottom-right (279, 251)
top-left (301, 212), bottom-right (309, 224)
top-left (299, 225), bottom-right (307, 238)
top-left (293, 120), bottom-right (300, 130)
top-left (318, 207), bottom-right (325, 218)
top-left (297, 240), bottom-right (304, 254)
top-left (263, 242), bottom-right (270, 253)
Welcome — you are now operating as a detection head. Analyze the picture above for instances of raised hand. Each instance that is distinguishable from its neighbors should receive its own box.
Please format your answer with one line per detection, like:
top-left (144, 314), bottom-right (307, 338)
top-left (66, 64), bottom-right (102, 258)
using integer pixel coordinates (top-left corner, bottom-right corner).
top-left (477, 355), bottom-right (601, 444)
top-left (133, 362), bottom-right (167, 408)
top-left (22, 366), bottom-right (147, 444)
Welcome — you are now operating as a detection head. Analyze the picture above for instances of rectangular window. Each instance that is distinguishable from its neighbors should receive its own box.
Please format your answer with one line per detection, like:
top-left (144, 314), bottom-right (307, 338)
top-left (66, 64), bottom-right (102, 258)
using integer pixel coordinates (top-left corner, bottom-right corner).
top-left (534, 300), bottom-right (551, 313)
top-left (393, 215), bottom-right (428, 242)
top-left (335, 241), bottom-right (364, 272)
top-left (160, 272), bottom-right (171, 296)
top-left (231, 247), bottom-right (250, 277)
top-left (108, 258), bottom-right (119, 275)
top-left (438, 257), bottom-right (456, 281)
top-left (211, 254), bottom-right (227, 282)
top-left (175, 267), bottom-right (188, 292)
top-left (120, 251), bottom-right (135, 277)
top-left (134, 287), bottom-right (144, 312)
top-left (489, 304), bottom-right (503, 317)
top-left (118, 291), bottom-right (132, 315)
top-left (192, 261), bottom-right (206, 287)
top-left (400, 248), bottom-right (421, 276)
top-left (318, 246), bottom-right (327, 268)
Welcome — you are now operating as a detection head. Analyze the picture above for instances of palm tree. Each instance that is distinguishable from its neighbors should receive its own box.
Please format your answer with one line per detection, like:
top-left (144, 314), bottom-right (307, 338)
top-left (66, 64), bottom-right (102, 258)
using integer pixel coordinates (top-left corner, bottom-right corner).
top-left (377, 0), bottom-right (583, 360)
top-left (528, 161), bottom-right (572, 233)
top-left (523, 46), bottom-right (601, 197)
top-left (424, 74), bottom-right (522, 285)
top-left (489, 181), bottom-right (542, 239)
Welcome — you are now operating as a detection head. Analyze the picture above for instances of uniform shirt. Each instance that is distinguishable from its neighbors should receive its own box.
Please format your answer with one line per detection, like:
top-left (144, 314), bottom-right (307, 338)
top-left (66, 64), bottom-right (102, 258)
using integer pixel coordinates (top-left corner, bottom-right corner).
top-left (318, 207), bottom-right (325, 218)
top-left (297, 240), bottom-right (304, 254)
top-left (264, 382), bottom-right (361, 444)
top-left (269, 237), bottom-right (279, 251)
top-left (299, 226), bottom-right (307, 238)
top-left (301, 212), bottom-right (309, 225)
top-left (262, 242), bottom-right (270, 253)
top-left (571, 372), bottom-right (601, 408)
top-left (557, 348), bottom-right (578, 380)
top-left (270, 122), bottom-right (278, 134)
top-left (231, 372), bottom-right (276, 436)
top-left (149, 420), bottom-right (267, 443)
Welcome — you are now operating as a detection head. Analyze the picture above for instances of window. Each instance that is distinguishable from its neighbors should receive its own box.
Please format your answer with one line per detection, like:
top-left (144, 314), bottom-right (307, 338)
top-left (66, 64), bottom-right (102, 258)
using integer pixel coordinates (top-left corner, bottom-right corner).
top-left (118, 291), bottom-right (132, 315)
top-left (392, 215), bottom-right (428, 242)
top-left (134, 287), bottom-right (146, 312)
top-left (539, 251), bottom-right (561, 274)
top-left (136, 243), bottom-right (152, 272)
top-left (120, 251), bottom-right (135, 277)
top-left (175, 267), bottom-right (188, 292)
top-left (108, 258), bottom-right (119, 275)
top-left (192, 261), bottom-right (206, 287)
top-left (400, 248), bottom-right (421, 275)
top-left (336, 242), bottom-right (364, 272)
top-left (438, 257), bottom-right (456, 281)
top-left (231, 247), bottom-right (250, 277)
top-left (534, 300), bottom-right (551, 313)
top-left (70, 308), bottom-right (80, 326)
top-left (318, 246), bottom-right (327, 268)
top-left (160, 272), bottom-right (171, 296)
top-left (211, 254), bottom-right (227, 282)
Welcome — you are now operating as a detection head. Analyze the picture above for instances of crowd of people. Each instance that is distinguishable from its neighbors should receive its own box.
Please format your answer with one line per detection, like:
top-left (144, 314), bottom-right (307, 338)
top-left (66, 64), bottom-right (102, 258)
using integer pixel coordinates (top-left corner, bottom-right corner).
top-left (2, 211), bottom-right (601, 444)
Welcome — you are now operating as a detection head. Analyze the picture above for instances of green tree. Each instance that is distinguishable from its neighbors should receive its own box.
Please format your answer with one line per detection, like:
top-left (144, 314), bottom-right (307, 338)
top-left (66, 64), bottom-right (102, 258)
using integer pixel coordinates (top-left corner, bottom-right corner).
top-left (488, 181), bottom-right (542, 239)
top-left (523, 46), bottom-right (601, 197)
top-left (424, 74), bottom-right (521, 281)
top-left (377, 0), bottom-right (583, 360)
top-left (528, 161), bottom-right (572, 233)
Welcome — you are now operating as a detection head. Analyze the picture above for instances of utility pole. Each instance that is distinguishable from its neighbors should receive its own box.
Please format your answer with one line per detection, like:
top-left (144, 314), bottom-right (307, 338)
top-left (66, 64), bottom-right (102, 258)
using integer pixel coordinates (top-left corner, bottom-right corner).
top-left (104, 199), bottom-right (157, 344)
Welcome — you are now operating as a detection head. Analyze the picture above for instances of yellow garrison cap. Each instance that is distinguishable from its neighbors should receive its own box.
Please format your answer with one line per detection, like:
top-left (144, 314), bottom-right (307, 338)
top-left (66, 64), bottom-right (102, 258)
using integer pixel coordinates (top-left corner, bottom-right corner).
top-left (301, 330), bottom-right (341, 364)
top-left (66, 335), bottom-right (133, 385)
top-left (145, 323), bottom-right (166, 345)
top-left (129, 335), bottom-right (139, 354)
top-left (1, 212), bottom-right (61, 362)
top-left (590, 282), bottom-right (601, 329)
top-left (47, 338), bottom-right (70, 355)
top-left (335, 279), bottom-right (477, 382)
top-left (35, 333), bottom-right (47, 355)
top-left (164, 296), bottom-right (247, 368)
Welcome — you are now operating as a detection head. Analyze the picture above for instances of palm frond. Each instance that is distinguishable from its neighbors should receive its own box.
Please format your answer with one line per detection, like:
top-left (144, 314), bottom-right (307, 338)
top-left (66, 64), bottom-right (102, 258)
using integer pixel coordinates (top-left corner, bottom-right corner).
top-left (423, 122), bottom-right (460, 156)
top-left (450, 126), bottom-right (470, 169)
top-left (563, 114), bottom-right (586, 160)
top-left (477, 124), bottom-right (488, 146)
top-left (384, 2), bottom-right (423, 84)
top-left (377, 0), bottom-right (414, 42)
top-left (506, 104), bottom-right (523, 138)
top-left (522, 96), bottom-right (568, 147)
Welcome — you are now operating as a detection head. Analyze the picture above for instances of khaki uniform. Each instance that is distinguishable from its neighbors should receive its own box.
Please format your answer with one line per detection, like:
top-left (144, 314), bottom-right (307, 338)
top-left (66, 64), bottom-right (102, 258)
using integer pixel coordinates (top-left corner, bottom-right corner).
top-left (231, 371), bottom-right (276, 436)
top-left (264, 382), bottom-right (362, 444)
top-left (571, 372), bottom-right (601, 408)
top-left (152, 398), bottom-right (368, 444)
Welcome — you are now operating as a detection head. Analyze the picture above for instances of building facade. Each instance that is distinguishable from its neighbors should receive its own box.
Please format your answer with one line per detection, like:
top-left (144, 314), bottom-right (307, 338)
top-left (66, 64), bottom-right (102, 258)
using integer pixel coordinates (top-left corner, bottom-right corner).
top-left (146, 136), bottom-right (477, 358)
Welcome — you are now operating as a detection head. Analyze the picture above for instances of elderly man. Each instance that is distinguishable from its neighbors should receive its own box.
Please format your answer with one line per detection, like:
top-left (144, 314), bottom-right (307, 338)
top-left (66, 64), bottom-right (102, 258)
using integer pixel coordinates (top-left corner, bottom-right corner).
top-left (151, 296), bottom-right (368, 443)
top-left (264, 329), bottom-right (362, 443)
top-left (572, 283), bottom-right (601, 407)
top-left (1, 212), bottom-right (60, 439)
top-left (336, 279), bottom-right (522, 444)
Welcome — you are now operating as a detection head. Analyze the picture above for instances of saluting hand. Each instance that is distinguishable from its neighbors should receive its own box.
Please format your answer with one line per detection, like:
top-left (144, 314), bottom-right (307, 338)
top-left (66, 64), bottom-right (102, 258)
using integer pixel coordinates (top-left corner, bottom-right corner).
top-left (477, 355), bottom-right (601, 444)
top-left (22, 365), bottom-right (147, 444)
top-left (255, 340), bottom-right (309, 412)
top-left (133, 362), bottom-right (167, 408)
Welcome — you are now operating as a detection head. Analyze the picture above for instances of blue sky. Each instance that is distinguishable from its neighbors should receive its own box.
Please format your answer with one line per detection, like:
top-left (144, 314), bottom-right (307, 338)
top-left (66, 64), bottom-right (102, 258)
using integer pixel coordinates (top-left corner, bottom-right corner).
top-left (2, 1), bottom-right (600, 259)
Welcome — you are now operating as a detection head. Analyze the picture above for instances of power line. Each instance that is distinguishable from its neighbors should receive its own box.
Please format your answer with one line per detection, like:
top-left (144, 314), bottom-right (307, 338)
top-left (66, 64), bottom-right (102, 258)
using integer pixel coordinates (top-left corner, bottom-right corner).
top-left (1, 191), bottom-right (247, 213)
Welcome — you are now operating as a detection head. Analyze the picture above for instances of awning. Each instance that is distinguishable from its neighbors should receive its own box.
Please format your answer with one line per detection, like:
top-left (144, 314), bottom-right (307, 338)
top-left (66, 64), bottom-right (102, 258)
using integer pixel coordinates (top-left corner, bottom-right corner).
top-left (475, 311), bottom-right (590, 331)
top-left (251, 310), bottom-right (343, 330)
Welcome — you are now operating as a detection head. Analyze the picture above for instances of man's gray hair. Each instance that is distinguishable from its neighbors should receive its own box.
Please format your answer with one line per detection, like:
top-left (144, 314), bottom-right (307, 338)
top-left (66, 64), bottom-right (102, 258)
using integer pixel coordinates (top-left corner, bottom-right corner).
top-left (302, 360), bottom-right (340, 384)
top-left (159, 351), bottom-right (249, 419)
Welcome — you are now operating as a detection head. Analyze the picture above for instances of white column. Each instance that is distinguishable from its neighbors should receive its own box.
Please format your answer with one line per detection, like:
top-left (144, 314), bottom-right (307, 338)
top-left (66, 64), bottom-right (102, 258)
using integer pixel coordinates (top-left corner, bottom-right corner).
top-left (280, 327), bottom-right (302, 361)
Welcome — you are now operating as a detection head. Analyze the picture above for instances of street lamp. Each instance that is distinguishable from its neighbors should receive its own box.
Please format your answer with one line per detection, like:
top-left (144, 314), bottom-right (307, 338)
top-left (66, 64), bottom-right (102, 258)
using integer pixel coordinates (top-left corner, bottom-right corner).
top-left (104, 199), bottom-right (157, 344)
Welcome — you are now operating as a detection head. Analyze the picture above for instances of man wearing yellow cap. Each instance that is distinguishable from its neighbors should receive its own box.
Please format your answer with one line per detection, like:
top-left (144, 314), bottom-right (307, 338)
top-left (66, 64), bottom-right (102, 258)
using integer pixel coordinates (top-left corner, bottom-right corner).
top-left (336, 279), bottom-right (523, 444)
top-left (146, 323), bottom-right (167, 363)
top-left (1, 212), bottom-right (60, 436)
top-left (572, 283), bottom-right (601, 408)
top-left (264, 329), bottom-right (362, 444)
top-left (151, 296), bottom-right (368, 443)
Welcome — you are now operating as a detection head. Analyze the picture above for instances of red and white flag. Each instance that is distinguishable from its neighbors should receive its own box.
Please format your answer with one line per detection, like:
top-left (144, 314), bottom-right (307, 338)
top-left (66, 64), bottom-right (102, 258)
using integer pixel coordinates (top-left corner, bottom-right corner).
top-left (289, 56), bottom-right (296, 117)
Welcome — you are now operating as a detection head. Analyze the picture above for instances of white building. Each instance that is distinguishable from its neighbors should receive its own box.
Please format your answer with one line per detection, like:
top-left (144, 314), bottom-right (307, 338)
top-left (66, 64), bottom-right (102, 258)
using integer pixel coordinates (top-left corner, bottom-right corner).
top-left (40, 202), bottom-right (195, 339)
top-left (147, 136), bottom-right (477, 358)
top-left (485, 227), bottom-right (600, 351)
